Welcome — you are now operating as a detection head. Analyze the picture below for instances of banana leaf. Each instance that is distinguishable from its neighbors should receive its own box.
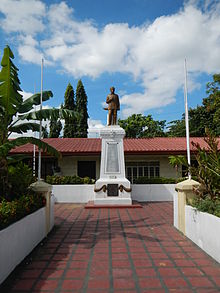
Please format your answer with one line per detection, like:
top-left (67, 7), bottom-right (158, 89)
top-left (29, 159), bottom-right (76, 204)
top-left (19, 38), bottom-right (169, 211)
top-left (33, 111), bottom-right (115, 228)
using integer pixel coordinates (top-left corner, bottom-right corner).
top-left (0, 137), bottom-right (61, 158)
top-left (9, 122), bottom-right (41, 134)
top-left (19, 108), bottom-right (80, 121)
top-left (18, 91), bottom-right (53, 113)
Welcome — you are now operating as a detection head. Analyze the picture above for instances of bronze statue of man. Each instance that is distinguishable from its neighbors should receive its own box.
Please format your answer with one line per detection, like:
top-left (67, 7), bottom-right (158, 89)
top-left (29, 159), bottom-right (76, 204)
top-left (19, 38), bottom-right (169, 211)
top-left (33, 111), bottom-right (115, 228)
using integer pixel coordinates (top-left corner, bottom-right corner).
top-left (104, 87), bottom-right (120, 126)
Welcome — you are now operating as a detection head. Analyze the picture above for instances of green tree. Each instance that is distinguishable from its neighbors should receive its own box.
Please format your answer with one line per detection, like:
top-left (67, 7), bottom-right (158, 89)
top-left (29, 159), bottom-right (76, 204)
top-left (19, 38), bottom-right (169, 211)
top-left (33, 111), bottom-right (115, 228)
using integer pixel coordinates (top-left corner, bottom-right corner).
top-left (0, 46), bottom-right (77, 198)
top-left (75, 80), bottom-right (89, 138)
top-left (63, 83), bottom-right (77, 137)
top-left (204, 74), bottom-right (220, 135)
top-left (168, 119), bottom-right (186, 137)
top-left (118, 114), bottom-right (166, 138)
top-left (49, 117), bottom-right (62, 138)
top-left (168, 74), bottom-right (220, 137)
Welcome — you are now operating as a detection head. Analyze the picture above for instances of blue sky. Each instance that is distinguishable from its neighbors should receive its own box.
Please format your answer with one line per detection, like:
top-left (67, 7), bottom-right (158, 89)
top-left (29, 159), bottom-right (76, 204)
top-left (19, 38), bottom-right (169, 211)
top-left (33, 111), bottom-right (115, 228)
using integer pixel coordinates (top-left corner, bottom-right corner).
top-left (0, 0), bottom-right (220, 136)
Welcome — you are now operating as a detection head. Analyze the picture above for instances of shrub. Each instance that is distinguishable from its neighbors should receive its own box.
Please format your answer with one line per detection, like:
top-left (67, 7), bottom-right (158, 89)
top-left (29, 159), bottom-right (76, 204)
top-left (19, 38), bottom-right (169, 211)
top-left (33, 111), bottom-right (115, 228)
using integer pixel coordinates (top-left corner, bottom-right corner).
top-left (191, 196), bottom-right (220, 218)
top-left (46, 175), bottom-right (95, 185)
top-left (179, 133), bottom-right (220, 218)
top-left (7, 162), bottom-right (36, 200)
top-left (133, 177), bottom-right (176, 184)
top-left (191, 133), bottom-right (220, 199)
top-left (176, 176), bottom-right (198, 183)
top-left (0, 193), bottom-right (46, 230)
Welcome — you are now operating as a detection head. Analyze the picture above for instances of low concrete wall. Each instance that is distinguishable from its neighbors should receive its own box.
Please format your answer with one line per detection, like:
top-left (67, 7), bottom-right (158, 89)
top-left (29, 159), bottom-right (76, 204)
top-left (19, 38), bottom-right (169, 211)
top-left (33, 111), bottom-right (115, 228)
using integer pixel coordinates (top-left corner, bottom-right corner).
top-left (185, 205), bottom-right (220, 264)
top-left (132, 184), bottom-right (175, 201)
top-left (0, 208), bottom-right (46, 284)
top-left (173, 191), bottom-right (178, 228)
top-left (50, 194), bottom-right (55, 231)
top-left (0, 195), bottom-right (55, 285)
top-left (53, 184), bottom-right (175, 203)
top-left (53, 185), bottom-right (95, 203)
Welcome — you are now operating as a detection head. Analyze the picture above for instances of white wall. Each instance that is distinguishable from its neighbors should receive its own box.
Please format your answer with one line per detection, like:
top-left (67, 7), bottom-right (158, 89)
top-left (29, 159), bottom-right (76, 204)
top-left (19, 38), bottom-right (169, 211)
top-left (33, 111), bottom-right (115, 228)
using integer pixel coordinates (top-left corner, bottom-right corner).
top-left (50, 194), bottom-right (55, 231)
top-left (0, 208), bottom-right (46, 284)
top-left (0, 196), bottom-right (55, 284)
top-left (173, 191), bottom-right (178, 228)
top-left (185, 205), bottom-right (220, 264)
top-left (53, 185), bottom-right (95, 203)
top-left (132, 184), bottom-right (175, 201)
top-left (53, 184), bottom-right (176, 203)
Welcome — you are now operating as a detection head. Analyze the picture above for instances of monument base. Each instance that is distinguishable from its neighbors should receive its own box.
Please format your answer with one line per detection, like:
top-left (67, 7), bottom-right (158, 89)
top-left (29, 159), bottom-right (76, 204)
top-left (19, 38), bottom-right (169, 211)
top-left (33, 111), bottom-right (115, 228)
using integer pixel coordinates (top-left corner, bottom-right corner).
top-left (94, 125), bottom-right (132, 206)
top-left (94, 198), bottom-right (132, 205)
top-left (85, 201), bottom-right (142, 209)
top-left (94, 178), bottom-right (131, 205)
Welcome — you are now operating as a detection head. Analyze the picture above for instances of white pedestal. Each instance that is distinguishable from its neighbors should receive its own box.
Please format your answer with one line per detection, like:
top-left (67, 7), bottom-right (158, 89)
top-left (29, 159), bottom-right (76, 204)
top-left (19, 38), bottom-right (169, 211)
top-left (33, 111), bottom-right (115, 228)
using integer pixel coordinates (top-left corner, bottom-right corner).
top-left (94, 125), bottom-right (132, 205)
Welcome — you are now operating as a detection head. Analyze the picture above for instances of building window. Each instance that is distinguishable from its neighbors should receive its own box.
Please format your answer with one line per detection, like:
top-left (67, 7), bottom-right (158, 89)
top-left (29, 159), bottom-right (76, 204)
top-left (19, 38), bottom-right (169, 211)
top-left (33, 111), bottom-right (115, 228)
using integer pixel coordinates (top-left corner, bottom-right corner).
top-left (126, 161), bottom-right (160, 183)
top-left (77, 161), bottom-right (96, 179)
top-left (24, 158), bottom-right (58, 179)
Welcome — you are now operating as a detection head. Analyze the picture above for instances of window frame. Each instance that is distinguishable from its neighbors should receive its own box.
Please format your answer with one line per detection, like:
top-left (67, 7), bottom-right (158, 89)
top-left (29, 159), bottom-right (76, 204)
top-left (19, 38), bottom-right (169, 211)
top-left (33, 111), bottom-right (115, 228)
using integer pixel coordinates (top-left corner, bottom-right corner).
top-left (126, 161), bottom-right (160, 183)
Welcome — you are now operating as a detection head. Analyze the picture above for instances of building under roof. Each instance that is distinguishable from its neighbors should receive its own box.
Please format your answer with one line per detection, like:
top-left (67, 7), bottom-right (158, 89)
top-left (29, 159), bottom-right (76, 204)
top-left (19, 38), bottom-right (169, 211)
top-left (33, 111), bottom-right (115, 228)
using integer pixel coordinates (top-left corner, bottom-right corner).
top-left (10, 137), bottom-right (219, 182)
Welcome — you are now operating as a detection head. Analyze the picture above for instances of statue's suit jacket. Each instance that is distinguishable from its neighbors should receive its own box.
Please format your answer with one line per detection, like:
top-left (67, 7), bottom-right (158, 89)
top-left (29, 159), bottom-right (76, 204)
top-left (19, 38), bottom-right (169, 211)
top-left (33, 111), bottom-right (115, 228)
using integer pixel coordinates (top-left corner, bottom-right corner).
top-left (106, 94), bottom-right (120, 110)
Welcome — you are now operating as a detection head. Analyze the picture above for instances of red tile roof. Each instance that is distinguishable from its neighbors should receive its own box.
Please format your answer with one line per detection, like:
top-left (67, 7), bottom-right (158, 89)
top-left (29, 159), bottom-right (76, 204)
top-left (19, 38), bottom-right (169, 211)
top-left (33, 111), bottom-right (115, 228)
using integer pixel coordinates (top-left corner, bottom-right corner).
top-left (10, 137), bottom-right (220, 156)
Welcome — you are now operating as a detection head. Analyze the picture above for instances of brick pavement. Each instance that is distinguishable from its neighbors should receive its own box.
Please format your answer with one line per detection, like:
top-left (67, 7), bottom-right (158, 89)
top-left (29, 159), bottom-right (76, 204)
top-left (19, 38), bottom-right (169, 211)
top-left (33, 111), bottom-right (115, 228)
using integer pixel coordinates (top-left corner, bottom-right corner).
top-left (1, 202), bottom-right (220, 292)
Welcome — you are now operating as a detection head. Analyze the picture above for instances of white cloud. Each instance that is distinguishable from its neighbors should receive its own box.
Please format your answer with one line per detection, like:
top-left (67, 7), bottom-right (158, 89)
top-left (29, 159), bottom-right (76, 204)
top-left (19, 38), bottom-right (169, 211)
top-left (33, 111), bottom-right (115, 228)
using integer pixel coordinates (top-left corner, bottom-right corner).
top-left (18, 35), bottom-right (52, 65)
top-left (1, 1), bottom-right (220, 116)
top-left (0, 0), bottom-right (45, 35)
top-left (88, 118), bottom-right (105, 138)
top-left (19, 90), bottom-right (33, 101)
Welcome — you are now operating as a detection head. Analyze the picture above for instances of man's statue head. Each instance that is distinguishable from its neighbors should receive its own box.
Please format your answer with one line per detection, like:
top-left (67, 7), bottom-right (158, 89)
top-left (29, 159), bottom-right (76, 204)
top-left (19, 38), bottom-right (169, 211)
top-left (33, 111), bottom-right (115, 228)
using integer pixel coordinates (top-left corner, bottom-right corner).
top-left (110, 87), bottom-right (115, 94)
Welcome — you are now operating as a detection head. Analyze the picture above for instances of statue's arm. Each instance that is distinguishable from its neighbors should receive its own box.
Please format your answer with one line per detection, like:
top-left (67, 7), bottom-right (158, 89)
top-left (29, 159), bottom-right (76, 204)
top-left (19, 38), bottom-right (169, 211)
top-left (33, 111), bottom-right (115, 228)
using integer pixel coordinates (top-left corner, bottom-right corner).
top-left (116, 95), bottom-right (120, 110)
top-left (106, 95), bottom-right (113, 103)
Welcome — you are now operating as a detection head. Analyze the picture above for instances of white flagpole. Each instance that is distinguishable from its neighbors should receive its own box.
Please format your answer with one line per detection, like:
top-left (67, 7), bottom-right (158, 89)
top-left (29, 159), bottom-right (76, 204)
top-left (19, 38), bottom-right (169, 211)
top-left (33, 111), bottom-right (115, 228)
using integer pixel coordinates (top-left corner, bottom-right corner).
top-left (38, 58), bottom-right (43, 181)
top-left (33, 84), bottom-right (36, 177)
top-left (184, 58), bottom-right (191, 180)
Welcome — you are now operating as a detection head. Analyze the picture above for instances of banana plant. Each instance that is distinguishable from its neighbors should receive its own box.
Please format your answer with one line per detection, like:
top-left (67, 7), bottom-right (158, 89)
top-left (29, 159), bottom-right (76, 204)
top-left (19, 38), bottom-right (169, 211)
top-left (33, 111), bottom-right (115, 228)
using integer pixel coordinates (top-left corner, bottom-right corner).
top-left (0, 45), bottom-right (79, 197)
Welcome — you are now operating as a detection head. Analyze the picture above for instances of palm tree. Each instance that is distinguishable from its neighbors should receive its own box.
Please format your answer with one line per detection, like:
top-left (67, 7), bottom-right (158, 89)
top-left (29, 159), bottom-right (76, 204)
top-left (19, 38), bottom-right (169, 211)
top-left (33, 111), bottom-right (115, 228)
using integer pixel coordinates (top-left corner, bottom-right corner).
top-left (0, 46), bottom-right (78, 197)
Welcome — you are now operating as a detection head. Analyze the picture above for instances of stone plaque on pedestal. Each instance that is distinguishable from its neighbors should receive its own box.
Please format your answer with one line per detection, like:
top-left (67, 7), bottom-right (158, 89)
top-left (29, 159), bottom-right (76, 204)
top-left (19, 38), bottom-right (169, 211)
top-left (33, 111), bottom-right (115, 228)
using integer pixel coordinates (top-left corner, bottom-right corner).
top-left (106, 142), bottom-right (119, 173)
top-left (107, 184), bottom-right (118, 197)
top-left (94, 125), bottom-right (132, 205)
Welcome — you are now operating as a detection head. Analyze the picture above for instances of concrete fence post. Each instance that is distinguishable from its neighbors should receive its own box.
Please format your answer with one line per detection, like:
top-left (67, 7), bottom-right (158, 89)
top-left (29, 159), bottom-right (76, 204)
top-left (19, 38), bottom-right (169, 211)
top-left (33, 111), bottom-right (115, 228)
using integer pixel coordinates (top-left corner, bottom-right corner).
top-left (30, 180), bottom-right (52, 235)
top-left (175, 179), bottom-right (200, 235)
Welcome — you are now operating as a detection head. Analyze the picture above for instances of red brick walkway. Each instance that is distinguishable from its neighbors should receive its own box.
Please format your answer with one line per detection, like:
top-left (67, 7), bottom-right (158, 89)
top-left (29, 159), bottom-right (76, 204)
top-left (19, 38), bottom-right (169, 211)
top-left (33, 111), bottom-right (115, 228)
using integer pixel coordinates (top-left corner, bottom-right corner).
top-left (1, 202), bottom-right (220, 292)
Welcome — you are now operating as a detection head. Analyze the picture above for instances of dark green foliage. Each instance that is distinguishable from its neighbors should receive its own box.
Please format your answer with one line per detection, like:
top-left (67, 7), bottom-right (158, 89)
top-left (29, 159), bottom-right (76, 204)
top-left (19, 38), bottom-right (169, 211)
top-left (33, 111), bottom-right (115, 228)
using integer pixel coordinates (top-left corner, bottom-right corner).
top-left (168, 119), bottom-right (186, 137)
top-left (191, 133), bottom-right (220, 199)
top-left (0, 137), bottom-right (60, 160)
top-left (42, 125), bottom-right (48, 138)
top-left (191, 196), bottom-right (220, 218)
top-left (46, 175), bottom-right (94, 185)
top-left (7, 162), bottom-right (35, 200)
top-left (118, 114), bottom-right (166, 138)
top-left (169, 155), bottom-right (188, 168)
top-left (168, 74), bottom-right (220, 137)
top-left (169, 155), bottom-right (189, 176)
top-left (0, 46), bottom-right (22, 118)
top-left (133, 177), bottom-right (176, 184)
top-left (19, 107), bottom-right (76, 122)
top-left (18, 91), bottom-right (54, 114)
top-left (0, 45), bottom-right (66, 199)
top-left (75, 80), bottom-right (89, 138)
top-left (63, 83), bottom-right (77, 137)
top-left (205, 74), bottom-right (220, 135)
top-left (0, 194), bottom-right (46, 230)
top-left (49, 118), bottom-right (62, 138)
